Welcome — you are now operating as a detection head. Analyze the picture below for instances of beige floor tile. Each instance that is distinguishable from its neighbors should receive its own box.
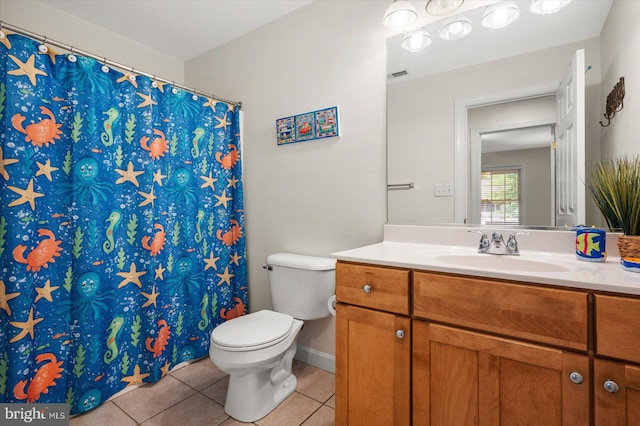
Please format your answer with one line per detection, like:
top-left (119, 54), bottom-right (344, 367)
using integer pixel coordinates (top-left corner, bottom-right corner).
top-left (172, 357), bottom-right (228, 390)
top-left (255, 392), bottom-right (321, 426)
top-left (302, 405), bottom-right (335, 426)
top-left (70, 401), bottom-right (136, 426)
top-left (202, 376), bottom-right (230, 405)
top-left (142, 392), bottom-right (229, 426)
top-left (113, 375), bottom-right (197, 423)
top-left (219, 417), bottom-right (256, 425)
top-left (324, 395), bottom-right (335, 409)
top-left (295, 366), bottom-right (335, 403)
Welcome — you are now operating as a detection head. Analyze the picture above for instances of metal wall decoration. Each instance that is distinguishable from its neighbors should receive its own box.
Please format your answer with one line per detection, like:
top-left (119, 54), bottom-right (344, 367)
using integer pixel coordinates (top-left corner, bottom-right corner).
top-left (600, 76), bottom-right (625, 127)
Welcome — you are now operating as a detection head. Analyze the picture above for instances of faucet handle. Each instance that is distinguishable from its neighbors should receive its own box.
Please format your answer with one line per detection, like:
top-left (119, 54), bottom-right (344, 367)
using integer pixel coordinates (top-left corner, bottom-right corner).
top-left (506, 232), bottom-right (529, 255)
top-left (468, 230), bottom-right (490, 253)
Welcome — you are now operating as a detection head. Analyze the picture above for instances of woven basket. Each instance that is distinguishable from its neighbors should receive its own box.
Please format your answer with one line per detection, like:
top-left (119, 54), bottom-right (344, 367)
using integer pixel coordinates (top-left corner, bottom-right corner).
top-left (617, 235), bottom-right (640, 260)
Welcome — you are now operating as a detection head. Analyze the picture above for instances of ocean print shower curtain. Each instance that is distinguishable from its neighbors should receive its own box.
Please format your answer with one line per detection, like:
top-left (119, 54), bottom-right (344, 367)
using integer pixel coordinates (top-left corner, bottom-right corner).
top-left (0, 33), bottom-right (248, 414)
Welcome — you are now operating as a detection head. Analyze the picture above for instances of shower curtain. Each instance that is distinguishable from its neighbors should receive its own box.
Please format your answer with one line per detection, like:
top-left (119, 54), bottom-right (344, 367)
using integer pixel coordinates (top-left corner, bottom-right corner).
top-left (0, 33), bottom-right (248, 414)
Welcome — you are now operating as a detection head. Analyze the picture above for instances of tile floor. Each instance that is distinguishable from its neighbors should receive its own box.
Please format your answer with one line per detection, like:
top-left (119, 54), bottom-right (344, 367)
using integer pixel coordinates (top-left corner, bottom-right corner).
top-left (69, 358), bottom-right (335, 426)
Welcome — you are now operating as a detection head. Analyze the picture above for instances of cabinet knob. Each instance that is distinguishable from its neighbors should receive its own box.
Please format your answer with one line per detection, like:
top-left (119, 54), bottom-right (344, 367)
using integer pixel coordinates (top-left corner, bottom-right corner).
top-left (568, 371), bottom-right (584, 384)
top-left (362, 284), bottom-right (372, 293)
top-left (395, 330), bottom-right (405, 339)
top-left (603, 380), bottom-right (620, 393)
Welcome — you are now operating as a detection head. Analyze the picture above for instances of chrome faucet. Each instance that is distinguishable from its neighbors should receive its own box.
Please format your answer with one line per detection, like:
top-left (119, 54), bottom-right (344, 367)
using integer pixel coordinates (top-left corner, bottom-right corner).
top-left (470, 230), bottom-right (529, 255)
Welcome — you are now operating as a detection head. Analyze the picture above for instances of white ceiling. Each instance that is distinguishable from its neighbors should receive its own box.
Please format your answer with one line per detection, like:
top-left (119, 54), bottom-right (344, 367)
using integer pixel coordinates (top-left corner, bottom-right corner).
top-left (387, 0), bottom-right (613, 83)
top-left (40, 0), bottom-right (315, 61)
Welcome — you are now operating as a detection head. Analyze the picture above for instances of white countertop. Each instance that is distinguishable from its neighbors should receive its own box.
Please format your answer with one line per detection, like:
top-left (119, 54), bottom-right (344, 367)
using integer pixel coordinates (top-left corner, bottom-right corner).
top-left (332, 225), bottom-right (640, 296)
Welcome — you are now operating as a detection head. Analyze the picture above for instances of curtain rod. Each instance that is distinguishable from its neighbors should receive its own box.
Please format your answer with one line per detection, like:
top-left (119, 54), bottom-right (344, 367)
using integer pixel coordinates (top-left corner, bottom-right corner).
top-left (0, 21), bottom-right (242, 109)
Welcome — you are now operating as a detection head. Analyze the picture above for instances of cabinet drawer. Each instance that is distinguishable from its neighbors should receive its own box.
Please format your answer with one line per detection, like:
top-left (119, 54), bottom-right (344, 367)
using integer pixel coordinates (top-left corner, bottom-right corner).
top-left (336, 262), bottom-right (410, 315)
top-left (595, 294), bottom-right (640, 363)
top-left (413, 272), bottom-right (588, 351)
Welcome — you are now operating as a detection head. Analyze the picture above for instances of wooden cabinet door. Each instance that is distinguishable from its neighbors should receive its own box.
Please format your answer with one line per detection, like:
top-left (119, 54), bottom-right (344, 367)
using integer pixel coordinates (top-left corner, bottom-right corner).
top-left (336, 303), bottom-right (411, 426)
top-left (413, 321), bottom-right (589, 426)
top-left (594, 359), bottom-right (640, 425)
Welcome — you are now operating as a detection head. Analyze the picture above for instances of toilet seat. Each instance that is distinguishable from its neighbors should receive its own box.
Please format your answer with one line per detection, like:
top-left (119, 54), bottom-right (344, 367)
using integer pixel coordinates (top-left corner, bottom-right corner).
top-left (211, 310), bottom-right (295, 351)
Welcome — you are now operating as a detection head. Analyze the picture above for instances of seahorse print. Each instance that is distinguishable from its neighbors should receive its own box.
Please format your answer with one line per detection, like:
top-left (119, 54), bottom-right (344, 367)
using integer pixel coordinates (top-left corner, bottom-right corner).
top-left (191, 127), bottom-right (205, 158)
top-left (198, 293), bottom-right (209, 331)
top-left (194, 209), bottom-right (205, 243)
top-left (101, 107), bottom-right (119, 146)
top-left (103, 210), bottom-right (121, 254)
top-left (104, 316), bottom-right (124, 364)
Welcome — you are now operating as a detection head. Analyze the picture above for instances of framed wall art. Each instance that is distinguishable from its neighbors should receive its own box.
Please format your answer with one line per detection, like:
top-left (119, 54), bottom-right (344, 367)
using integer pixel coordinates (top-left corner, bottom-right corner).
top-left (276, 106), bottom-right (340, 146)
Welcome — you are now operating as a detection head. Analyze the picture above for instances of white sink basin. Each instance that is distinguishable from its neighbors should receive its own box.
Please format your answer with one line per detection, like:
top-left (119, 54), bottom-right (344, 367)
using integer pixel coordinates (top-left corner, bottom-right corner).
top-left (433, 254), bottom-right (569, 273)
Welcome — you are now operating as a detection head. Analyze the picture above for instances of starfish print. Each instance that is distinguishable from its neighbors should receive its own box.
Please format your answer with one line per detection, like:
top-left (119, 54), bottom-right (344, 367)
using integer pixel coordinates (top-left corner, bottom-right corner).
top-left (200, 171), bottom-right (217, 191)
top-left (215, 113), bottom-right (231, 130)
top-left (0, 30), bottom-right (13, 49)
top-left (204, 252), bottom-right (220, 271)
top-left (153, 169), bottom-right (167, 186)
top-left (226, 176), bottom-right (239, 188)
top-left (0, 280), bottom-right (20, 316)
top-left (116, 73), bottom-right (139, 88)
top-left (7, 54), bottom-right (48, 86)
top-left (141, 284), bottom-right (159, 308)
top-left (137, 187), bottom-right (157, 208)
top-left (160, 360), bottom-right (171, 377)
top-left (121, 364), bottom-right (150, 387)
top-left (9, 307), bottom-right (44, 343)
top-left (230, 252), bottom-right (243, 266)
top-left (227, 103), bottom-right (236, 112)
top-left (115, 161), bottom-right (144, 187)
top-left (0, 146), bottom-right (19, 180)
top-left (152, 80), bottom-right (167, 93)
top-left (136, 91), bottom-right (157, 109)
top-left (203, 98), bottom-right (217, 113)
top-left (34, 279), bottom-right (60, 303)
top-left (39, 45), bottom-right (59, 65)
top-left (214, 189), bottom-right (232, 208)
top-left (154, 264), bottom-right (166, 280)
top-left (216, 266), bottom-right (235, 287)
top-left (117, 262), bottom-right (146, 289)
top-left (35, 159), bottom-right (59, 181)
top-left (7, 179), bottom-right (44, 210)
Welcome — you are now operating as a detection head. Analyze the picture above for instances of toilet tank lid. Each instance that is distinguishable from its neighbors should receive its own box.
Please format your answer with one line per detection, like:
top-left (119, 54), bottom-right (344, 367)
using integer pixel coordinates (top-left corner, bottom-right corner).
top-left (266, 253), bottom-right (336, 271)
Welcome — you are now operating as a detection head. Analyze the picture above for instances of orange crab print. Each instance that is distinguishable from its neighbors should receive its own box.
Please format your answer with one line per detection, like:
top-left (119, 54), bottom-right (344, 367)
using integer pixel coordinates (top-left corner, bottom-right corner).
top-left (140, 129), bottom-right (169, 159)
top-left (141, 224), bottom-right (166, 256)
top-left (216, 219), bottom-right (242, 246)
top-left (220, 297), bottom-right (246, 320)
top-left (215, 144), bottom-right (239, 170)
top-left (11, 106), bottom-right (63, 148)
top-left (14, 353), bottom-right (64, 403)
top-left (145, 319), bottom-right (170, 358)
top-left (13, 228), bottom-right (63, 272)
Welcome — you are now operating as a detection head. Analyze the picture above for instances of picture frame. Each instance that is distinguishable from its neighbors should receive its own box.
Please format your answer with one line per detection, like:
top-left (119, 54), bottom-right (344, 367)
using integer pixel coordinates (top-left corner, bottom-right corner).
top-left (276, 106), bottom-right (339, 145)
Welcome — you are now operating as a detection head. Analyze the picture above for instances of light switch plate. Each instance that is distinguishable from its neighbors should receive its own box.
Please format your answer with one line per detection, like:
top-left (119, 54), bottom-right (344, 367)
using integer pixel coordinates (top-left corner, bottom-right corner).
top-left (434, 184), bottom-right (454, 197)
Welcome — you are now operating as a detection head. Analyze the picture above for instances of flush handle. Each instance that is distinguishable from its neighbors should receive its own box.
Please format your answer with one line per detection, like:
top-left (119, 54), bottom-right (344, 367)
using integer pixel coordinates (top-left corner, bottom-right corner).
top-left (395, 330), bottom-right (405, 339)
top-left (603, 380), bottom-right (620, 393)
top-left (362, 284), bottom-right (372, 293)
top-left (569, 371), bottom-right (584, 384)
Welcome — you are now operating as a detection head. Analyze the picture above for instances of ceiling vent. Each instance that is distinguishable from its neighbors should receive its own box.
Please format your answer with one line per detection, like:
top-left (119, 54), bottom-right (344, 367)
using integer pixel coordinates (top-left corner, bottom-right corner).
top-left (389, 70), bottom-right (409, 78)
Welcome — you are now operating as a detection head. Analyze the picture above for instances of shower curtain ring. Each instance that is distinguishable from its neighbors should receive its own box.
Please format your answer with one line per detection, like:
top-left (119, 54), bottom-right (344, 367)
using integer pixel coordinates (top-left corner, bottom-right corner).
top-left (101, 57), bottom-right (109, 73)
top-left (68, 47), bottom-right (77, 63)
top-left (38, 37), bottom-right (49, 54)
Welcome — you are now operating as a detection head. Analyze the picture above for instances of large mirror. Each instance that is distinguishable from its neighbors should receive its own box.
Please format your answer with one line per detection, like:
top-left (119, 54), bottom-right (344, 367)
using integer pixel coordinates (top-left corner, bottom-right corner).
top-left (387, 0), bottom-right (615, 227)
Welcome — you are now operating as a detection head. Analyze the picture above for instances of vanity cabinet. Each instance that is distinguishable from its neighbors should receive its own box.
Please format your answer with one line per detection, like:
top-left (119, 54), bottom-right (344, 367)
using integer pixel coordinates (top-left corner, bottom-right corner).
top-left (413, 272), bottom-right (590, 425)
top-left (594, 294), bottom-right (640, 425)
top-left (335, 262), bottom-right (411, 425)
top-left (335, 261), bottom-right (640, 425)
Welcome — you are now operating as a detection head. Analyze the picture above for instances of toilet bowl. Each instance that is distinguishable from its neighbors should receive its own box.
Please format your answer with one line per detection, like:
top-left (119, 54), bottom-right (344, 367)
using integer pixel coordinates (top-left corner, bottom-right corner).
top-left (209, 253), bottom-right (336, 422)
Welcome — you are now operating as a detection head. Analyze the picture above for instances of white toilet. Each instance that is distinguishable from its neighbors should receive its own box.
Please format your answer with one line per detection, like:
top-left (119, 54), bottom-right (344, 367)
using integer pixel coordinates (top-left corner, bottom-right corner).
top-left (209, 252), bottom-right (336, 422)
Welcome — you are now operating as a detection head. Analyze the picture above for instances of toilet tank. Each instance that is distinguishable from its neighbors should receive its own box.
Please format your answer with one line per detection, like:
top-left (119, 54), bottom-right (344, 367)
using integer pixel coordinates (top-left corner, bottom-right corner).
top-left (266, 253), bottom-right (336, 320)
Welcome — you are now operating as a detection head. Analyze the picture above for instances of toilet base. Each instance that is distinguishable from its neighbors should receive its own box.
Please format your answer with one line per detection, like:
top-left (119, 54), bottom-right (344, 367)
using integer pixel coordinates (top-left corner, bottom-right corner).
top-left (224, 369), bottom-right (297, 422)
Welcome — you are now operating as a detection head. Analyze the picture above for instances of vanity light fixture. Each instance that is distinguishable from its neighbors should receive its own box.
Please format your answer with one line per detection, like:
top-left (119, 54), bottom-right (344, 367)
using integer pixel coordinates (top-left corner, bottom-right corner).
top-left (529, 0), bottom-right (572, 15)
top-left (426, 0), bottom-right (464, 16)
top-left (401, 28), bottom-right (432, 52)
top-left (383, 0), bottom-right (418, 29)
top-left (439, 15), bottom-right (473, 40)
top-left (481, 1), bottom-right (521, 29)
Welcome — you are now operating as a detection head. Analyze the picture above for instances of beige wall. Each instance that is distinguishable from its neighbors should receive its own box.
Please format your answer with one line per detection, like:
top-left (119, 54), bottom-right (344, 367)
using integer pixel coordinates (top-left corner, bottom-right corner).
top-left (185, 1), bottom-right (389, 358)
top-left (0, 0), bottom-right (184, 82)
top-left (599, 0), bottom-right (640, 158)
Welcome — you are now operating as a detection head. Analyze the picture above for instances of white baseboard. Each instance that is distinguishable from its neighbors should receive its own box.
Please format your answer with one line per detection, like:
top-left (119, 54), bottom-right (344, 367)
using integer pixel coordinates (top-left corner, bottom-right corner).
top-left (295, 345), bottom-right (335, 374)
